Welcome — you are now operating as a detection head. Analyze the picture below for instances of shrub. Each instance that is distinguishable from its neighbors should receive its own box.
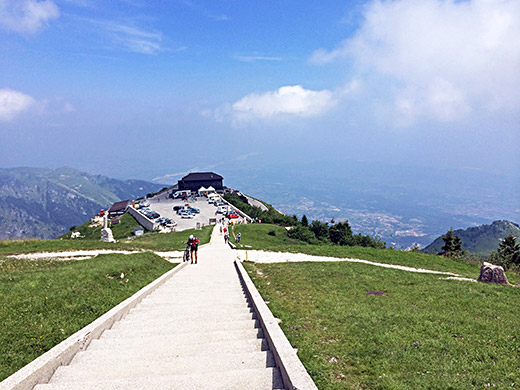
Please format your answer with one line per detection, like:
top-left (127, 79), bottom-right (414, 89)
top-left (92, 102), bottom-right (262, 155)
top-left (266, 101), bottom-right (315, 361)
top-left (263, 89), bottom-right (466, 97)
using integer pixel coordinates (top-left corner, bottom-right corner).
top-left (287, 226), bottom-right (318, 244)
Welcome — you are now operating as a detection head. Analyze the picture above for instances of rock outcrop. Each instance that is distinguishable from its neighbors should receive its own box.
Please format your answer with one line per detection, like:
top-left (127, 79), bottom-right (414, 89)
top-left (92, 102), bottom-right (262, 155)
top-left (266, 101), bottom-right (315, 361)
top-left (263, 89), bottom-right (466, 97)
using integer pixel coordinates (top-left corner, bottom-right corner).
top-left (477, 262), bottom-right (509, 285)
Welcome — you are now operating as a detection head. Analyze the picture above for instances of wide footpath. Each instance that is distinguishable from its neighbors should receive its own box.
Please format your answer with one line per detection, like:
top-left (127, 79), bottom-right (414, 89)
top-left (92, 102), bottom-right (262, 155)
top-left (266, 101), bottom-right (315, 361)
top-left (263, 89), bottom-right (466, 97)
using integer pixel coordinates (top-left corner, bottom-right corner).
top-left (34, 225), bottom-right (285, 390)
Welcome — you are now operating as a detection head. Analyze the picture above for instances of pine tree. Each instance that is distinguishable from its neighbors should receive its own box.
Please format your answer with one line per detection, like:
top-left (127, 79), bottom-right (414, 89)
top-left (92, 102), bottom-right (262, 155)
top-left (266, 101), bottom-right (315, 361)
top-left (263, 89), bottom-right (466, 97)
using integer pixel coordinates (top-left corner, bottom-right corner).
top-left (329, 221), bottom-right (353, 245)
top-left (301, 214), bottom-right (309, 227)
top-left (439, 229), bottom-right (464, 257)
top-left (494, 233), bottom-right (520, 270)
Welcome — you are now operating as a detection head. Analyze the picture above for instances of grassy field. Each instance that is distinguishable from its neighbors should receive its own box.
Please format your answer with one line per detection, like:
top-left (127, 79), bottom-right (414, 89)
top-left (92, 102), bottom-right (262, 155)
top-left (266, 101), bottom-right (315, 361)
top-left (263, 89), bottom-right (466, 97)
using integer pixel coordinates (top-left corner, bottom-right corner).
top-left (231, 224), bottom-right (520, 283)
top-left (0, 225), bottom-right (214, 256)
top-left (0, 252), bottom-right (175, 381)
top-left (244, 260), bottom-right (520, 389)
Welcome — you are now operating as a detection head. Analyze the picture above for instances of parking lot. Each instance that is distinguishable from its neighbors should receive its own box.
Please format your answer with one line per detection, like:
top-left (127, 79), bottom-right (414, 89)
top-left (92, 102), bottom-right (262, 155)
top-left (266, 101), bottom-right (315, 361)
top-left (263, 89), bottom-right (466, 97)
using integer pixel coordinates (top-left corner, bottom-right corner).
top-left (141, 193), bottom-right (234, 232)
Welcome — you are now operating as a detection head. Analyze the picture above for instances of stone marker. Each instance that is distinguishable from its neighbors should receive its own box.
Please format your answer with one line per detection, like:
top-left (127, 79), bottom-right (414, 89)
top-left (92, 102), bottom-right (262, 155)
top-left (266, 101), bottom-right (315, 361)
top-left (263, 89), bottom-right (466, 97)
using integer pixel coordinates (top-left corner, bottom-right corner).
top-left (477, 262), bottom-right (509, 285)
top-left (101, 213), bottom-right (115, 242)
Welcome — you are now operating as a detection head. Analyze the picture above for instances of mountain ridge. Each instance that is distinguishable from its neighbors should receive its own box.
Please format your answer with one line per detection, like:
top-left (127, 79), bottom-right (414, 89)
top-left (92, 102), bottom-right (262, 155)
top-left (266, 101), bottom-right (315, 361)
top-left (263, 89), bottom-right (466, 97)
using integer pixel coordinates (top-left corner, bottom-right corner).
top-left (0, 167), bottom-right (164, 239)
top-left (421, 220), bottom-right (520, 257)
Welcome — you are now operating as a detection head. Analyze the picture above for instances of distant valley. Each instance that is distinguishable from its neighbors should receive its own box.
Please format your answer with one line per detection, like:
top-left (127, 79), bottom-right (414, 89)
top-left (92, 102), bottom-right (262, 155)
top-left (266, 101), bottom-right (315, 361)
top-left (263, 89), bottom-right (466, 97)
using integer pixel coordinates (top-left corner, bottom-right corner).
top-left (217, 158), bottom-right (520, 249)
top-left (2, 161), bottom-right (519, 253)
top-left (0, 167), bottom-right (164, 239)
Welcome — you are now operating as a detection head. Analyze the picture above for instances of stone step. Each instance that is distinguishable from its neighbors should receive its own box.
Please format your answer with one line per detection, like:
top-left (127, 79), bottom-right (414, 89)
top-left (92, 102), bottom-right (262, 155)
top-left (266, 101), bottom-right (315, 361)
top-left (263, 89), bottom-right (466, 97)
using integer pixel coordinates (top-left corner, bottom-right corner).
top-left (140, 296), bottom-right (248, 305)
top-left (85, 336), bottom-right (269, 354)
top-left (99, 325), bottom-right (263, 341)
top-left (35, 367), bottom-right (284, 390)
top-left (71, 347), bottom-right (274, 368)
top-left (57, 351), bottom-right (276, 381)
top-left (109, 318), bottom-right (261, 333)
top-left (122, 310), bottom-right (256, 323)
top-left (132, 298), bottom-right (250, 307)
top-left (144, 290), bottom-right (246, 299)
top-left (136, 301), bottom-right (251, 310)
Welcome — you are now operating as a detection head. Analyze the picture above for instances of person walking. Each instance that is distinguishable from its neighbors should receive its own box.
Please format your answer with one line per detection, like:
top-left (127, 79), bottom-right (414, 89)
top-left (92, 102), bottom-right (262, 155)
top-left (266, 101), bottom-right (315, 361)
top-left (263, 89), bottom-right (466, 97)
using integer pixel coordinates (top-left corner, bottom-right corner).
top-left (224, 233), bottom-right (229, 244)
top-left (185, 234), bottom-right (200, 264)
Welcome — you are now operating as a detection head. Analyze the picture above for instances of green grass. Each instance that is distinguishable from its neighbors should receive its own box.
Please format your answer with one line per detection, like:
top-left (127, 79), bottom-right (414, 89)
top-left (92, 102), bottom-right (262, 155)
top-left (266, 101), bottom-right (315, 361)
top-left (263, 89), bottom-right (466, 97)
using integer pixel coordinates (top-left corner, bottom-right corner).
top-left (0, 253), bottom-right (175, 381)
top-left (230, 224), bottom-right (520, 282)
top-left (0, 225), bottom-right (214, 255)
top-left (60, 213), bottom-right (142, 240)
top-left (244, 261), bottom-right (520, 389)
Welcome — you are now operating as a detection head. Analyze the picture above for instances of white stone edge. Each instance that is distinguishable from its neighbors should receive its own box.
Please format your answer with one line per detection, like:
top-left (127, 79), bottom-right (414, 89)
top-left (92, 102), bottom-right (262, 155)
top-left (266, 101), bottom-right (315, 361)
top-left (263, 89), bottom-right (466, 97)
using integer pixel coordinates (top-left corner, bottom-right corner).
top-left (0, 261), bottom-right (188, 390)
top-left (234, 260), bottom-right (318, 390)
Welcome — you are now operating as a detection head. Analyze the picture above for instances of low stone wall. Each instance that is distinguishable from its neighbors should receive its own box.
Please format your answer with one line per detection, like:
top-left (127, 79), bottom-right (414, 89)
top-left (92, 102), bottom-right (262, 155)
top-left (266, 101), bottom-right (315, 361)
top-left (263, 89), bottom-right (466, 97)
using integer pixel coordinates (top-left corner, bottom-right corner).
top-left (128, 206), bottom-right (158, 231)
top-left (234, 260), bottom-right (318, 390)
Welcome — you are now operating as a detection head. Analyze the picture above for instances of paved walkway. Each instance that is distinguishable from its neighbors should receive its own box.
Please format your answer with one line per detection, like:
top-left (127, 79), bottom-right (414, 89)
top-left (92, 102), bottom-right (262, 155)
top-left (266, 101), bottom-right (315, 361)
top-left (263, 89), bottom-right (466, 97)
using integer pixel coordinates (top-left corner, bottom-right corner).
top-left (34, 226), bottom-right (284, 390)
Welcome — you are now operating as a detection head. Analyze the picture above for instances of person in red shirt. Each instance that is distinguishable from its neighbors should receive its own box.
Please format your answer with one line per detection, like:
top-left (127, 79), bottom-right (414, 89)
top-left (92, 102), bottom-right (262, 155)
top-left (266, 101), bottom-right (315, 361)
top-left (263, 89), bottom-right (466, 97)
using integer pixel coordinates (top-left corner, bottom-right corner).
top-left (186, 234), bottom-right (200, 264)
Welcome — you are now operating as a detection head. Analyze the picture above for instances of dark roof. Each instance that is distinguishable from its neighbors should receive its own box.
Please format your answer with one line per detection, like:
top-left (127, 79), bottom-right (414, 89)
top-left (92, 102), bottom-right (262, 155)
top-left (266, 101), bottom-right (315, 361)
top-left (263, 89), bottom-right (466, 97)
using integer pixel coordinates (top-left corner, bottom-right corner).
top-left (181, 172), bottom-right (223, 182)
top-left (108, 200), bottom-right (130, 212)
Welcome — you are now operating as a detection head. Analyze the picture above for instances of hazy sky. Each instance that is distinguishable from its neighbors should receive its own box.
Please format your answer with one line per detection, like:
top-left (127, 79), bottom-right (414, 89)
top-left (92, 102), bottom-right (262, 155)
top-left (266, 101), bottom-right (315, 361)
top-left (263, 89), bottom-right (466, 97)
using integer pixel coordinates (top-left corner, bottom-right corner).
top-left (1, 0), bottom-right (519, 183)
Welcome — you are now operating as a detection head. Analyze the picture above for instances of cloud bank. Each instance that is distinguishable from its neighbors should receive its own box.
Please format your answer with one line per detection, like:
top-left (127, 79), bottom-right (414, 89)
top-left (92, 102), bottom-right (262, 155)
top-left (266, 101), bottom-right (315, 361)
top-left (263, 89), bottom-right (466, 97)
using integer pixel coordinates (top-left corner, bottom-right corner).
top-left (311, 0), bottom-right (520, 124)
top-left (0, 0), bottom-right (59, 34)
top-left (232, 85), bottom-right (336, 122)
top-left (0, 88), bottom-right (35, 121)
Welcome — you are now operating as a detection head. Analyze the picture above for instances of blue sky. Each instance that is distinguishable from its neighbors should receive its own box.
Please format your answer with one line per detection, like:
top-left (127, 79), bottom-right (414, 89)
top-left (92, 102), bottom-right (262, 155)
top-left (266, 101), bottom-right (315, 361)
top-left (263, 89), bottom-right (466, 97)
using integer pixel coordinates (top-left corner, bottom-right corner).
top-left (1, 0), bottom-right (519, 185)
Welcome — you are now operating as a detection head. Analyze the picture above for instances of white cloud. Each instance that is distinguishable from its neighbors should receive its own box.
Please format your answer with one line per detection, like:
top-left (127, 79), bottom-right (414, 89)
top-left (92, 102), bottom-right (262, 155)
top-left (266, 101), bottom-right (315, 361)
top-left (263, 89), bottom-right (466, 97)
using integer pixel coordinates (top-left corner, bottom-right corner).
top-left (84, 19), bottom-right (163, 54)
top-left (0, 0), bottom-right (59, 34)
top-left (232, 85), bottom-right (336, 121)
top-left (311, 0), bottom-right (520, 124)
top-left (0, 88), bottom-right (35, 121)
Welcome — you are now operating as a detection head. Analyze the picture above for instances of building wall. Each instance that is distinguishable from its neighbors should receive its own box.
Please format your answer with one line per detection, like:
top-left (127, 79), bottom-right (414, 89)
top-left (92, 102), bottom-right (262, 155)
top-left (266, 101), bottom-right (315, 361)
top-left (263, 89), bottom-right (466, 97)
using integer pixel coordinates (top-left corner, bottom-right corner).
top-left (179, 179), bottom-right (223, 191)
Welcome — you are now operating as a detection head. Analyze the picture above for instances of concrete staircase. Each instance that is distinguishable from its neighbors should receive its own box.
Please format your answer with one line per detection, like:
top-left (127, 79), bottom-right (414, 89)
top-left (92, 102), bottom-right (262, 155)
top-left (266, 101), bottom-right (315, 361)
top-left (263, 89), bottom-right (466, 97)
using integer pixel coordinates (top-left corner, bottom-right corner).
top-left (34, 226), bottom-right (284, 390)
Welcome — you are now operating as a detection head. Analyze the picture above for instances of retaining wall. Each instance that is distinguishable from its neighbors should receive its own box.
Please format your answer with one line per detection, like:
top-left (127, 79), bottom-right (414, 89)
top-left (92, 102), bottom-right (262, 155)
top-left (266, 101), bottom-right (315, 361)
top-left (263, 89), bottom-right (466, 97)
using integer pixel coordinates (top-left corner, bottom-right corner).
top-left (128, 206), bottom-right (158, 231)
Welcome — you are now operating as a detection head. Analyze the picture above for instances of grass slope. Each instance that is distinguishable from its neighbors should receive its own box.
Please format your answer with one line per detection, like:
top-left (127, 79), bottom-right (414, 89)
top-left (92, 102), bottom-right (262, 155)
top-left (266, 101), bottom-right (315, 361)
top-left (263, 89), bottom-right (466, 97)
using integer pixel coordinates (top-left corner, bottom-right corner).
top-left (60, 212), bottom-right (142, 240)
top-left (0, 225), bottom-right (214, 255)
top-left (230, 224), bottom-right (520, 282)
top-left (244, 261), bottom-right (520, 389)
top-left (0, 253), bottom-right (175, 381)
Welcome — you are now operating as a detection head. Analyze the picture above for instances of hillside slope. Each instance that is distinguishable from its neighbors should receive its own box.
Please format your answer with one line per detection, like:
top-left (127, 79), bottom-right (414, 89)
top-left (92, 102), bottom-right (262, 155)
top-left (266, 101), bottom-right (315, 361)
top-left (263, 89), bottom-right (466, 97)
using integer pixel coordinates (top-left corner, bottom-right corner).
top-left (0, 167), bottom-right (164, 239)
top-left (422, 220), bottom-right (520, 257)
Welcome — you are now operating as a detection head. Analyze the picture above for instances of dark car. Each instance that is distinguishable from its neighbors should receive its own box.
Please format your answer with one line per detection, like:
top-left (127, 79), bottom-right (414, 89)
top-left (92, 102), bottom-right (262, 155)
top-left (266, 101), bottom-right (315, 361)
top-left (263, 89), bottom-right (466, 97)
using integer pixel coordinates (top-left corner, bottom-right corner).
top-left (173, 205), bottom-right (183, 211)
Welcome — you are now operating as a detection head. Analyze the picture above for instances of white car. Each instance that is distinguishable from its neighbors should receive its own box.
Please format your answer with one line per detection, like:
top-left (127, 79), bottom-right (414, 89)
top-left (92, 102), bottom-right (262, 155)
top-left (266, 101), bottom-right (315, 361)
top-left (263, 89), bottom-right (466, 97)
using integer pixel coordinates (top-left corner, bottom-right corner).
top-left (217, 206), bottom-right (228, 214)
top-left (181, 213), bottom-right (194, 219)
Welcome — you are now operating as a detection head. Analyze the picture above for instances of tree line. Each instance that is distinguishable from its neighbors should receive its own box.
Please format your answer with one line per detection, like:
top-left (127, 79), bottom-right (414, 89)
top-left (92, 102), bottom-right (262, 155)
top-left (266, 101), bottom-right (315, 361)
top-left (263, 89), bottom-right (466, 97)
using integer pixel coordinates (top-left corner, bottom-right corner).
top-left (224, 192), bottom-right (385, 249)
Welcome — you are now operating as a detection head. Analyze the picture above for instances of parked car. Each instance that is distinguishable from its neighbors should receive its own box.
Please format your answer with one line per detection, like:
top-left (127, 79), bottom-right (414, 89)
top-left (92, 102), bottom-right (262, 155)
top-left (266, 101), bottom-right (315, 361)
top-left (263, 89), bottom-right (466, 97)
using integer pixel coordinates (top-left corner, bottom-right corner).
top-left (227, 212), bottom-right (239, 219)
top-left (189, 208), bottom-right (200, 214)
top-left (150, 212), bottom-right (160, 219)
top-left (181, 213), bottom-right (194, 219)
top-left (173, 205), bottom-right (183, 211)
top-left (141, 200), bottom-right (150, 208)
top-left (217, 206), bottom-right (228, 214)
top-left (164, 219), bottom-right (177, 227)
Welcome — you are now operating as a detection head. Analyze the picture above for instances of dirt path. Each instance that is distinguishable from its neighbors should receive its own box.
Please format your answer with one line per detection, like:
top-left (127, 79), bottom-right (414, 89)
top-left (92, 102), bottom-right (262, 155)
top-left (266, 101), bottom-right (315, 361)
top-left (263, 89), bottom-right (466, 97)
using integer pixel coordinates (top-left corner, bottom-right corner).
top-left (7, 246), bottom-right (476, 281)
top-left (235, 250), bottom-right (476, 279)
top-left (8, 249), bottom-right (184, 262)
